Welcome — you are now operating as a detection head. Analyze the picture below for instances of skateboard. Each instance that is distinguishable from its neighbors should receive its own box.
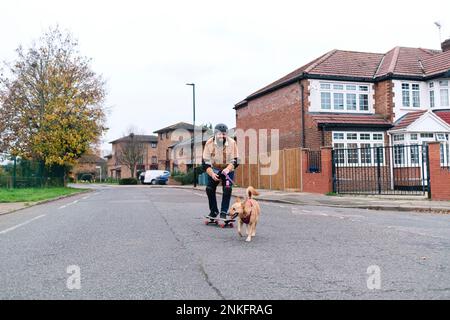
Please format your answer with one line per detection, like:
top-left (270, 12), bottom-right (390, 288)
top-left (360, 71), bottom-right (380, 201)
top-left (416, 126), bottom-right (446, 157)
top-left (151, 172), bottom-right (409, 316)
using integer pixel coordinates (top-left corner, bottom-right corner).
top-left (204, 216), bottom-right (236, 228)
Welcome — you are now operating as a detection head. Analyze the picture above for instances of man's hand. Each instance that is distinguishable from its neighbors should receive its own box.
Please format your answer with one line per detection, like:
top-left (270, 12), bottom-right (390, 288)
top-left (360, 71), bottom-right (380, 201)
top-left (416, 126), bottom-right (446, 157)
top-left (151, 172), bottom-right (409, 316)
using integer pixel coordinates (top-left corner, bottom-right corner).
top-left (210, 172), bottom-right (220, 181)
top-left (207, 167), bottom-right (220, 181)
top-left (222, 168), bottom-right (230, 176)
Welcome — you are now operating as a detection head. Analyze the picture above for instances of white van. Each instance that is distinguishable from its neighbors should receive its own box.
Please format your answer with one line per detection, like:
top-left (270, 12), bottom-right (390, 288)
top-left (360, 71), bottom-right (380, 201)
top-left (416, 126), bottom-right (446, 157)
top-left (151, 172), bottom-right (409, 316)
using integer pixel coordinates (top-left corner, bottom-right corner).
top-left (141, 170), bottom-right (170, 185)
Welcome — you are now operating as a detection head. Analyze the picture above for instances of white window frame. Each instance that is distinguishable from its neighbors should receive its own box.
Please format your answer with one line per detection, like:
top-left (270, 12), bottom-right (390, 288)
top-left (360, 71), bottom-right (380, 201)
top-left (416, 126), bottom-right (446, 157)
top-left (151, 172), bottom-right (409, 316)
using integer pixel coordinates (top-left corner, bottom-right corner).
top-left (332, 131), bottom-right (386, 166)
top-left (319, 81), bottom-right (371, 113)
top-left (392, 132), bottom-right (450, 166)
top-left (401, 82), bottom-right (421, 108)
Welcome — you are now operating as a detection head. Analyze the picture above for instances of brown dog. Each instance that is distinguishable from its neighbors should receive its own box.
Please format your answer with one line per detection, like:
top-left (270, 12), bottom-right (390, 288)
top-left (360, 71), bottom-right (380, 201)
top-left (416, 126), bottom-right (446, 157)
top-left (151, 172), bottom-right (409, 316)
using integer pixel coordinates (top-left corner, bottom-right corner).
top-left (229, 186), bottom-right (261, 242)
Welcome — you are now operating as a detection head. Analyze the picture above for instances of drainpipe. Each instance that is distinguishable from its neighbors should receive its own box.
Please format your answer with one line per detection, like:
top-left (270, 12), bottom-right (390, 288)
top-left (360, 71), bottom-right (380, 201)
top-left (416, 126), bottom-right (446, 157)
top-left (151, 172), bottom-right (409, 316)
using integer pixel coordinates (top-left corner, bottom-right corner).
top-left (299, 81), bottom-right (306, 148)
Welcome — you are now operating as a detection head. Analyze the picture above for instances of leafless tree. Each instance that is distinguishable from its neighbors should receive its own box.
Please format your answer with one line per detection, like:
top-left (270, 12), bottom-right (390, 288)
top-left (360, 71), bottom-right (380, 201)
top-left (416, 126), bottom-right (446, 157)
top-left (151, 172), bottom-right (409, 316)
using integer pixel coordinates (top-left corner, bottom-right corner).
top-left (116, 131), bottom-right (145, 179)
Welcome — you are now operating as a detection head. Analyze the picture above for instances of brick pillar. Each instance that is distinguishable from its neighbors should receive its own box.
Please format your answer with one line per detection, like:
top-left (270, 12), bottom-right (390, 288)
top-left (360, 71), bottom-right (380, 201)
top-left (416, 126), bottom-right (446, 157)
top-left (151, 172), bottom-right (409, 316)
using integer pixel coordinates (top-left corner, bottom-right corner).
top-left (320, 146), bottom-right (333, 194)
top-left (428, 142), bottom-right (450, 200)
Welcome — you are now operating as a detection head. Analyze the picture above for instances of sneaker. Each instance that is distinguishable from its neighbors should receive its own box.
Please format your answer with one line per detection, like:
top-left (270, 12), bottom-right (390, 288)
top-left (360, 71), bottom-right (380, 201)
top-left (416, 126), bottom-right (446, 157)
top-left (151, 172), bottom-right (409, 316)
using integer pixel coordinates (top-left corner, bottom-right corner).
top-left (208, 212), bottom-right (218, 219)
top-left (219, 212), bottom-right (228, 220)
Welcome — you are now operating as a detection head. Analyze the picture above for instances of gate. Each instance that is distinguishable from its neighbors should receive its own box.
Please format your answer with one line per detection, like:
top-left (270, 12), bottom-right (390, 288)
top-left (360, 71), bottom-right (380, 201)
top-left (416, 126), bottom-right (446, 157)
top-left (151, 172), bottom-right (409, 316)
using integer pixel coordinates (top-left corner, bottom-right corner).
top-left (332, 144), bottom-right (430, 196)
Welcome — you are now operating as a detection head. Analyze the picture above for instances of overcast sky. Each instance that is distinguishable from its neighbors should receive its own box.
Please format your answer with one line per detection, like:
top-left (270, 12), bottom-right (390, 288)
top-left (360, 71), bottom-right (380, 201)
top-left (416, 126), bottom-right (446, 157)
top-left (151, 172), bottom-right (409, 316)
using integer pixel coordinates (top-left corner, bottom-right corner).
top-left (1, 0), bottom-right (449, 153)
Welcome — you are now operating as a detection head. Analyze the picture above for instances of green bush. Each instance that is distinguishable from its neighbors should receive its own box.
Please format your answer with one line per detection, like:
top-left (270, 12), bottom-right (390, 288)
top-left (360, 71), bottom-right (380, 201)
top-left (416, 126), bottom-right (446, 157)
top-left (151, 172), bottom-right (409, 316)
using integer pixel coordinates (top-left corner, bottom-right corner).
top-left (119, 178), bottom-right (138, 185)
top-left (173, 168), bottom-right (202, 185)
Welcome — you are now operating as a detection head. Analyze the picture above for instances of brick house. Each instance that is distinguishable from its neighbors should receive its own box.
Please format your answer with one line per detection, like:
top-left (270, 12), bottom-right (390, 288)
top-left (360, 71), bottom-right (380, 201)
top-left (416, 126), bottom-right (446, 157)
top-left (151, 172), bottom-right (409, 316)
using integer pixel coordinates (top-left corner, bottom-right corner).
top-left (235, 39), bottom-right (450, 161)
top-left (71, 153), bottom-right (106, 181)
top-left (169, 128), bottom-right (236, 173)
top-left (105, 135), bottom-right (159, 179)
top-left (153, 122), bottom-right (206, 172)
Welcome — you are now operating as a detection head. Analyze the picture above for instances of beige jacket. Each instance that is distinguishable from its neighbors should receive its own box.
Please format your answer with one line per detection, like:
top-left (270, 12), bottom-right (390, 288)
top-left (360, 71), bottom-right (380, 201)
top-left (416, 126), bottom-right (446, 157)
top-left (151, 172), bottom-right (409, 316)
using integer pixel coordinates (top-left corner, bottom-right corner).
top-left (202, 137), bottom-right (239, 171)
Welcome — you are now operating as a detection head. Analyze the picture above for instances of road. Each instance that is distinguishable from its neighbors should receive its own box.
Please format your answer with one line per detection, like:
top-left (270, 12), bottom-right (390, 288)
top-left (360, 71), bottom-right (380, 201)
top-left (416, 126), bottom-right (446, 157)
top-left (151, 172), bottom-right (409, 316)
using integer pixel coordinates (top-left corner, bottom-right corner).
top-left (0, 186), bottom-right (449, 299)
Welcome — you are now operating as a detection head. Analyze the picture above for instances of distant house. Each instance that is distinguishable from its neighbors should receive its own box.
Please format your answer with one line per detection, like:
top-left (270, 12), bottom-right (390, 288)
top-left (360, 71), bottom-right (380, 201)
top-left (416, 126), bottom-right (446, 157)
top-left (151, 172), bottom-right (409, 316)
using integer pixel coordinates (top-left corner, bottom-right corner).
top-left (106, 135), bottom-right (159, 179)
top-left (71, 153), bottom-right (107, 181)
top-left (153, 122), bottom-right (206, 172)
top-left (169, 128), bottom-right (236, 173)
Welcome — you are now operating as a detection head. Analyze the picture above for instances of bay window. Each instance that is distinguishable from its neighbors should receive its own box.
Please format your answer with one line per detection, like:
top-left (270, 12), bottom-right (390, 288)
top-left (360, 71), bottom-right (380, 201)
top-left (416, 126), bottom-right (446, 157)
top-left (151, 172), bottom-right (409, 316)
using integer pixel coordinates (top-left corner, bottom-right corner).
top-left (332, 131), bottom-right (386, 166)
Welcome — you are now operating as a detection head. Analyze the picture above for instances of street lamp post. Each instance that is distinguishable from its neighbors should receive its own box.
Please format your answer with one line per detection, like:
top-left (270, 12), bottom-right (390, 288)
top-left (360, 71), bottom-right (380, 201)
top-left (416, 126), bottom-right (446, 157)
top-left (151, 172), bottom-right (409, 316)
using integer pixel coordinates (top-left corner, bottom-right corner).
top-left (186, 83), bottom-right (197, 187)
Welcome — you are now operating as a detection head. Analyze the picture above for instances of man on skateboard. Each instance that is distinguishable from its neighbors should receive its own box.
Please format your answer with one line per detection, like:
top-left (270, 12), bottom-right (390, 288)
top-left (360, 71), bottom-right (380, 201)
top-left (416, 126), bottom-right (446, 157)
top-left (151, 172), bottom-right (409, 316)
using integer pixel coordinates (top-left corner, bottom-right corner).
top-left (202, 123), bottom-right (239, 221)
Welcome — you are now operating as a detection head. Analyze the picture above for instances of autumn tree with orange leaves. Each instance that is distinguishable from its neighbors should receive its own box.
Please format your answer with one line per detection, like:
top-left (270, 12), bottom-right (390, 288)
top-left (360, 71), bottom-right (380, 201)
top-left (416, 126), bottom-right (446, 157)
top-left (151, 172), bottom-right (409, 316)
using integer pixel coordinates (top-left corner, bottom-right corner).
top-left (0, 27), bottom-right (107, 169)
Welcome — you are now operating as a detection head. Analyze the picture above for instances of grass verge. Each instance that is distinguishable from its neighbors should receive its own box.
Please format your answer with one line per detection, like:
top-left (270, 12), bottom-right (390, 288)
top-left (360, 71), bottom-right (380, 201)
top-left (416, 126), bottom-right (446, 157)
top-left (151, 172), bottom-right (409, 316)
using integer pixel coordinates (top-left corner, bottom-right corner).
top-left (0, 187), bottom-right (87, 203)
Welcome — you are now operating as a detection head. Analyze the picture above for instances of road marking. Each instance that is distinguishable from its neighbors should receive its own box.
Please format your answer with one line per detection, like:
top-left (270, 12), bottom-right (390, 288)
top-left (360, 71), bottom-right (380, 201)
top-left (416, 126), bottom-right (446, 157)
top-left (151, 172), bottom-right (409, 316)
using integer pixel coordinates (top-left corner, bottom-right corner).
top-left (0, 215), bottom-right (46, 235)
top-left (82, 196), bottom-right (89, 200)
top-left (58, 199), bottom-right (79, 210)
top-left (194, 193), bottom-right (205, 197)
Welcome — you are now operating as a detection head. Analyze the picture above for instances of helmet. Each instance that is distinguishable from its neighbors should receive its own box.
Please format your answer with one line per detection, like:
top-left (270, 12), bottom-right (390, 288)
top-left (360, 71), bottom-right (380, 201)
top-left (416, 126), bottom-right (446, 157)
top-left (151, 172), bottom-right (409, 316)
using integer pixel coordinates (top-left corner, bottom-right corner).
top-left (214, 123), bottom-right (228, 133)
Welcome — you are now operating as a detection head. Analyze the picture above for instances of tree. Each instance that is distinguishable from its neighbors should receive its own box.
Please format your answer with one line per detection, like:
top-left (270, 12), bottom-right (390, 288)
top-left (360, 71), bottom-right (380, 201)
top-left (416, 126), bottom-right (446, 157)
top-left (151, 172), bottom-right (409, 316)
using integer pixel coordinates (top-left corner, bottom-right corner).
top-left (116, 132), bottom-right (145, 179)
top-left (0, 26), bottom-right (107, 168)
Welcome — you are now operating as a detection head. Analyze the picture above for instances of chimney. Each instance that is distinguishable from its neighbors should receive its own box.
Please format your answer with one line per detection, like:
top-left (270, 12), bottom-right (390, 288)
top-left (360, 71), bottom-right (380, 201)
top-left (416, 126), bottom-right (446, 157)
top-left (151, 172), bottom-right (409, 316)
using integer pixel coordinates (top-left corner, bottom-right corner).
top-left (442, 38), bottom-right (450, 52)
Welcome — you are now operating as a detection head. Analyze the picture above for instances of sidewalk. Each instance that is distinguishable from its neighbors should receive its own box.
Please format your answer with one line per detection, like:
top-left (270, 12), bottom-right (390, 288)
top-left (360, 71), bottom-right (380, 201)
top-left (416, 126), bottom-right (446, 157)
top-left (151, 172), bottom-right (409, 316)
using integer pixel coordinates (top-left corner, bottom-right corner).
top-left (0, 202), bottom-right (30, 216)
top-left (161, 185), bottom-right (450, 214)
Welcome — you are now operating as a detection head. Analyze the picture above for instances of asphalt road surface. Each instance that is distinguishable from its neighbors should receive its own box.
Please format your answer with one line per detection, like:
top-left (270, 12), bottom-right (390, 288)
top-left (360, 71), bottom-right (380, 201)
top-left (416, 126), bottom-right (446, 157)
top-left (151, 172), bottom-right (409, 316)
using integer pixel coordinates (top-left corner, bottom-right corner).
top-left (1, 186), bottom-right (449, 299)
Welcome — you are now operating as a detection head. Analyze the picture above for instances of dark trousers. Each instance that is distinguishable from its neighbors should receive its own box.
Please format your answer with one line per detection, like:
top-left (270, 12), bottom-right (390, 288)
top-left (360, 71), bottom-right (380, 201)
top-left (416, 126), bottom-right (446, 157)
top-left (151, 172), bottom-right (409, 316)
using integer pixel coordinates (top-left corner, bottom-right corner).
top-left (206, 171), bottom-right (234, 214)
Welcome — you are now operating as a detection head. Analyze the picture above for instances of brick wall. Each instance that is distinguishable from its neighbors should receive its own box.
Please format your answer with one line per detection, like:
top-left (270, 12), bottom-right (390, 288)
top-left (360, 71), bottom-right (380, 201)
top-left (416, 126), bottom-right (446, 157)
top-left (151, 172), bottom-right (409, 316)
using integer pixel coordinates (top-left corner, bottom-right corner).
top-left (428, 142), bottom-right (450, 201)
top-left (236, 82), bottom-right (304, 157)
top-left (301, 147), bottom-right (333, 194)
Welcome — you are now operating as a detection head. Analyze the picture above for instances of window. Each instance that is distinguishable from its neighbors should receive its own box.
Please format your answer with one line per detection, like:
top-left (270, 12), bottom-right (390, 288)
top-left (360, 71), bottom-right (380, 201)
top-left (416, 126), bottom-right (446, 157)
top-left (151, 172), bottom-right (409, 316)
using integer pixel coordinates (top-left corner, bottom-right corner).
top-left (412, 84), bottom-right (420, 107)
top-left (334, 143), bottom-right (345, 164)
top-left (318, 81), bottom-right (371, 112)
top-left (359, 85), bottom-right (369, 91)
top-left (440, 144), bottom-right (446, 164)
top-left (439, 80), bottom-right (449, 87)
top-left (346, 93), bottom-right (357, 111)
top-left (359, 94), bottom-right (369, 111)
top-left (394, 145), bottom-right (405, 165)
top-left (151, 142), bottom-right (157, 148)
top-left (437, 133), bottom-right (447, 141)
top-left (429, 82), bottom-right (434, 88)
top-left (332, 131), bottom-right (385, 166)
top-left (420, 133), bottom-right (434, 139)
top-left (151, 156), bottom-right (158, 164)
top-left (430, 91), bottom-right (435, 108)
top-left (441, 89), bottom-right (449, 107)
top-left (410, 133), bottom-right (418, 140)
top-left (393, 134), bottom-right (404, 142)
top-left (333, 133), bottom-right (344, 140)
top-left (347, 143), bottom-right (359, 164)
top-left (333, 93), bottom-right (344, 110)
top-left (373, 133), bottom-right (383, 140)
top-left (360, 143), bottom-right (372, 164)
top-left (374, 143), bottom-right (384, 163)
top-left (347, 133), bottom-right (357, 140)
top-left (321, 92), bottom-right (331, 109)
top-left (410, 145), bottom-right (420, 165)
top-left (402, 83), bottom-right (410, 107)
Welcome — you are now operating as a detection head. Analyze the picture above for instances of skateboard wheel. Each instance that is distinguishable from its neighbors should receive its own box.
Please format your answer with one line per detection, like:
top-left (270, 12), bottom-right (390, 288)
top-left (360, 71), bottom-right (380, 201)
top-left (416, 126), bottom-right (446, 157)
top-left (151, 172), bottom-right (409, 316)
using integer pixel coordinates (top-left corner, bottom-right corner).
top-left (204, 220), bottom-right (209, 225)
top-left (229, 223), bottom-right (234, 228)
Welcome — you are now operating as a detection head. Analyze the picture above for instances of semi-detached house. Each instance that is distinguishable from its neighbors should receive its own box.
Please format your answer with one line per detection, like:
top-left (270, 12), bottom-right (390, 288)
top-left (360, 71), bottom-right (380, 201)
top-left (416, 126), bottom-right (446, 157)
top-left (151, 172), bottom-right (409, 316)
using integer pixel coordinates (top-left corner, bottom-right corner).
top-left (235, 39), bottom-right (450, 167)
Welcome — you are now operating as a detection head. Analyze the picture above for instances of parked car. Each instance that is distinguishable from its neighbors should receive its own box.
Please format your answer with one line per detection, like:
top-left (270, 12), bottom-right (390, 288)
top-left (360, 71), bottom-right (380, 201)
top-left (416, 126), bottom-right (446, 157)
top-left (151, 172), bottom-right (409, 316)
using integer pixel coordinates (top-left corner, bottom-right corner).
top-left (141, 170), bottom-right (170, 185)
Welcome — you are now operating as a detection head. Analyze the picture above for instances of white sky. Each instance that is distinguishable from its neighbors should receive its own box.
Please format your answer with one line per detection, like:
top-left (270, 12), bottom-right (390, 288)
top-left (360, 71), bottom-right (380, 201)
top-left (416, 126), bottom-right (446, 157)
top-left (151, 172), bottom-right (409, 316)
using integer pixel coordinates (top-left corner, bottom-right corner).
top-left (1, 0), bottom-right (449, 153)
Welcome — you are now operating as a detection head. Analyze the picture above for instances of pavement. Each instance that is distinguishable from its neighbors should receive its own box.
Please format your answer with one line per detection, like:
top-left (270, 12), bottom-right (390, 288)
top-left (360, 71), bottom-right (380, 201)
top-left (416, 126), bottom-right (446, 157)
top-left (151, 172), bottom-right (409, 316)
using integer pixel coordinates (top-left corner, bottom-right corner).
top-left (0, 185), bottom-right (449, 299)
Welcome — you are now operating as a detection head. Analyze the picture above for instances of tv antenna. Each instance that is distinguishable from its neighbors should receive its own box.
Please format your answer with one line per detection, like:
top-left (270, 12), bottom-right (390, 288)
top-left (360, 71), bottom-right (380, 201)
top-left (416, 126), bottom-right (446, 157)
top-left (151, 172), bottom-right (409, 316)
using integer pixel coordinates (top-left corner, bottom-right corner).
top-left (434, 21), bottom-right (442, 44)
